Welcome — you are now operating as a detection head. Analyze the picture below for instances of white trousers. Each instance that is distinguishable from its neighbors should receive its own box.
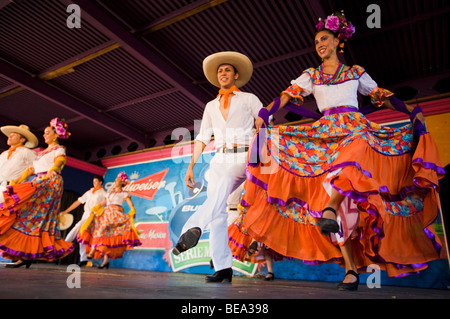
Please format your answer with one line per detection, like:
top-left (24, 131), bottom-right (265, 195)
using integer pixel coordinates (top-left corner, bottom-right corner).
top-left (181, 152), bottom-right (247, 271)
top-left (65, 215), bottom-right (89, 262)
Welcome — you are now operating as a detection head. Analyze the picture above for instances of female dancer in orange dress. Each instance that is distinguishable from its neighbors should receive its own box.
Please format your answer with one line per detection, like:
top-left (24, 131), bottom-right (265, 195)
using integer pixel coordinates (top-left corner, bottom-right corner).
top-left (229, 11), bottom-right (444, 290)
top-left (77, 172), bottom-right (141, 269)
top-left (0, 118), bottom-right (73, 267)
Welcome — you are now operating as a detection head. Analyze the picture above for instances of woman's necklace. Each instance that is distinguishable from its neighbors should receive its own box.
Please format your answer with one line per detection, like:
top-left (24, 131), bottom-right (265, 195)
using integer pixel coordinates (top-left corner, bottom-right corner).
top-left (319, 62), bottom-right (345, 86)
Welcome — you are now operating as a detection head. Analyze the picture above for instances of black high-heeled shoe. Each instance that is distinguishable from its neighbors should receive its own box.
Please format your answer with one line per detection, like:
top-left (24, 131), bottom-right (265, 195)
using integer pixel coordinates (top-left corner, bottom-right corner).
top-left (264, 272), bottom-right (275, 281)
top-left (337, 270), bottom-right (359, 291)
top-left (5, 260), bottom-right (32, 269)
top-left (97, 262), bottom-right (109, 269)
top-left (318, 207), bottom-right (340, 235)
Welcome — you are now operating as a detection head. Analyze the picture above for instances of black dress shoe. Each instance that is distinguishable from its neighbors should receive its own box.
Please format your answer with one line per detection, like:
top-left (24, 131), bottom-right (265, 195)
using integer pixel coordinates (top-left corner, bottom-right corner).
top-left (337, 270), bottom-right (359, 291)
top-left (5, 260), bottom-right (32, 269)
top-left (78, 261), bottom-right (88, 267)
top-left (318, 207), bottom-right (340, 235)
top-left (205, 268), bottom-right (233, 283)
top-left (172, 227), bottom-right (202, 255)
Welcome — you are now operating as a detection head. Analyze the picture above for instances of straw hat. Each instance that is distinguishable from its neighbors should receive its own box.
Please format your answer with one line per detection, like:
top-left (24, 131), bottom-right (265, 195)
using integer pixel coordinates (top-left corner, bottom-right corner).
top-left (1, 124), bottom-right (38, 148)
top-left (58, 214), bottom-right (73, 231)
top-left (203, 51), bottom-right (253, 88)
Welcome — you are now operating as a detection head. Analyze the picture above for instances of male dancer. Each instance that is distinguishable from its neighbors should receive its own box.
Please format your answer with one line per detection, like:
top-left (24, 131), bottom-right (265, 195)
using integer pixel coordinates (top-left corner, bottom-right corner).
top-left (61, 175), bottom-right (106, 266)
top-left (0, 124), bottom-right (37, 187)
top-left (172, 51), bottom-right (264, 282)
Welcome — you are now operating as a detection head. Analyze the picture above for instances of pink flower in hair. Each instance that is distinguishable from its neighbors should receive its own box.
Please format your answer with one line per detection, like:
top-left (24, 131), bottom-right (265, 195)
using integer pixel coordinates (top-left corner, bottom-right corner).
top-left (55, 126), bottom-right (66, 136)
top-left (324, 15), bottom-right (340, 32)
top-left (316, 11), bottom-right (355, 44)
top-left (50, 117), bottom-right (71, 139)
top-left (50, 118), bottom-right (58, 127)
top-left (117, 172), bottom-right (130, 184)
top-left (339, 24), bottom-right (356, 40)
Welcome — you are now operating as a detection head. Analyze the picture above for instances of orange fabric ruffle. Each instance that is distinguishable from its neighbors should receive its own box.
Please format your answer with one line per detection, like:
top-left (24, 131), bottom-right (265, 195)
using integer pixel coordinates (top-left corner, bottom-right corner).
top-left (229, 205), bottom-right (298, 264)
top-left (0, 228), bottom-right (73, 261)
top-left (78, 230), bottom-right (141, 259)
top-left (240, 131), bottom-right (443, 277)
top-left (0, 183), bottom-right (36, 235)
top-left (0, 175), bottom-right (72, 262)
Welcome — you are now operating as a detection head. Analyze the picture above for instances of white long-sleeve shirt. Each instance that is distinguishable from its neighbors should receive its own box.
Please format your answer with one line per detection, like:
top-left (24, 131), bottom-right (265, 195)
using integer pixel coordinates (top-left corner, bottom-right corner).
top-left (78, 187), bottom-right (107, 219)
top-left (195, 91), bottom-right (263, 149)
top-left (0, 146), bottom-right (36, 186)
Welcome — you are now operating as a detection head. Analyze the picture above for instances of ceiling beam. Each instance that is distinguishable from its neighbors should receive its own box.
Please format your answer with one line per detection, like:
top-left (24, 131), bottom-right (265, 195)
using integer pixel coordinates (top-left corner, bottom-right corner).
top-left (0, 0), bottom-right (11, 10)
top-left (63, 0), bottom-right (210, 110)
top-left (133, 0), bottom-right (228, 35)
top-left (0, 58), bottom-right (147, 145)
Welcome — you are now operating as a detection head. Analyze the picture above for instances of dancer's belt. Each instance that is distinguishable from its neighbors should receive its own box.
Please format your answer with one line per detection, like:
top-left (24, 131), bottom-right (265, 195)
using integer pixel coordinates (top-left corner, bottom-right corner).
top-left (323, 106), bottom-right (358, 116)
top-left (216, 146), bottom-right (249, 154)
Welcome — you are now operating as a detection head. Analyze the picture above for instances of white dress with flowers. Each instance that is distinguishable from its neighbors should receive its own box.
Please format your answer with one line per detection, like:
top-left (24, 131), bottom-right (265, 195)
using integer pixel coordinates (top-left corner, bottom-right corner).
top-left (77, 190), bottom-right (141, 259)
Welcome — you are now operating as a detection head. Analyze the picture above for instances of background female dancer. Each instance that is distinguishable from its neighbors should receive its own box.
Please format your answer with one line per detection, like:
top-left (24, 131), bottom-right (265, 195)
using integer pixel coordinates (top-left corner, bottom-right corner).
top-left (0, 118), bottom-right (73, 268)
top-left (231, 11), bottom-right (444, 291)
top-left (77, 172), bottom-right (141, 269)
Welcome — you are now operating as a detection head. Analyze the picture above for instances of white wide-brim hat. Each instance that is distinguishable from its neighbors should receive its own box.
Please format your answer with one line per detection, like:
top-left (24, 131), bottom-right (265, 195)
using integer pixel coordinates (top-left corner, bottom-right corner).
top-left (203, 51), bottom-right (253, 88)
top-left (1, 124), bottom-right (38, 148)
top-left (58, 214), bottom-right (74, 231)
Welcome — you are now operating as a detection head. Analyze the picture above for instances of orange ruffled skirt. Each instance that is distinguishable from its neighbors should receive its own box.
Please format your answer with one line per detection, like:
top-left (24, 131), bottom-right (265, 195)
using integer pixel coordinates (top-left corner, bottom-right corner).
top-left (77, 204), bottom-right (141, 259)
top-left (0, 174), bottom-right (73, 261)
top-left (228, 205), bottom-right (288, 264)
top-left (230, 111), bottom-right (444, 277)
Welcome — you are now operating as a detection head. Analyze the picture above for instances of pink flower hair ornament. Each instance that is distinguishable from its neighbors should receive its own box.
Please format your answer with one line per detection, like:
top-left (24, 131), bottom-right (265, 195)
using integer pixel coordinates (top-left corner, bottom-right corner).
top-left (316, 10), bottom-right (355, 53)
top-left (50, 117), bottom-right (71, 139)
top-left (117, 172), bottom-right (130, 185)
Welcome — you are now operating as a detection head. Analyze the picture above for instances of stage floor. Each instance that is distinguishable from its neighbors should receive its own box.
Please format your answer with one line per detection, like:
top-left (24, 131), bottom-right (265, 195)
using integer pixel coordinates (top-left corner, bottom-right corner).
top-left (1, 262), bottom-right (449, 300)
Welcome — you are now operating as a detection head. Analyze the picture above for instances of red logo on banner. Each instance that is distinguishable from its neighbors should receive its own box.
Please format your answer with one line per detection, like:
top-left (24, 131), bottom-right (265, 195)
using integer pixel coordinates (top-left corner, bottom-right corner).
top-left (135, 222), bottom-right (172, 250)
top-left (123, 169), bottom-right (168, 200)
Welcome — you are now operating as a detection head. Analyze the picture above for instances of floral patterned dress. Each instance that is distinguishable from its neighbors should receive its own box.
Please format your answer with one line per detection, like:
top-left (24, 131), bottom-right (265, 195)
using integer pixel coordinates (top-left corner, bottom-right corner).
top-left (77, 190), bottom-right (141, 259)
top-left (228, 65), bottom-right (444, 277)
top-left (0, 145), bottom-right (73, 261)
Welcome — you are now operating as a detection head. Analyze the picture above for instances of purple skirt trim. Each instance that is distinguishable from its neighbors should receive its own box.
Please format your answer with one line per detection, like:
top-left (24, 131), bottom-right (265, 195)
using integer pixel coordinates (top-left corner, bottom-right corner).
top-left (0, 185), bottom-right (22, 214)
top-left (77, 237), bottom-right (142, 249)
top-left (412, 158), bottom-right (446, 175)
top-left (0, 243), bottom-right (74, 261)
top-left (322, 106), bottom-right (358, 116)
top-left (244, 156), bottom-right (442, 210)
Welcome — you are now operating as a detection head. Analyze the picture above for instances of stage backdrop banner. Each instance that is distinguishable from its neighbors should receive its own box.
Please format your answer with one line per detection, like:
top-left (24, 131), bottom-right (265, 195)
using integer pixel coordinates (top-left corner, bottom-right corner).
top-left (103, 147), bottom-right (257, 276)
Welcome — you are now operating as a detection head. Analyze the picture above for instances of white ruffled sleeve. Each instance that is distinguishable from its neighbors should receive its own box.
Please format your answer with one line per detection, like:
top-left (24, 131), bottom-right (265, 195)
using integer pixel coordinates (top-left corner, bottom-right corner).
top-left (358, 70), bottom-right (394, 107)
top-left (357, 72), bottom-right (378, 96)
top-left (281, 71), bottom-right (313, 106)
